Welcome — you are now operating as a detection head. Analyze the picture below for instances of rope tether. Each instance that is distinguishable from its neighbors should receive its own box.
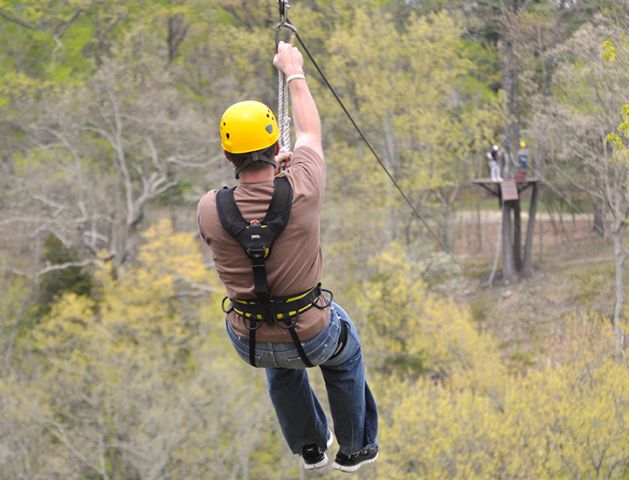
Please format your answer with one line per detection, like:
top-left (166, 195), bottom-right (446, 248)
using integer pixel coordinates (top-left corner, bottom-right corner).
top-left (277, 70), bottom-right (290, 151)
top-left (276, 1), bottom-right (292, 153)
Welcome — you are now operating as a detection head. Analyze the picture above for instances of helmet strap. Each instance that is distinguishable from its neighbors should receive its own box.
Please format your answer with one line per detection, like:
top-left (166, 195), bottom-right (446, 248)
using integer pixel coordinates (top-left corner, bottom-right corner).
top-left (234, 151), bottom-right (277, 179)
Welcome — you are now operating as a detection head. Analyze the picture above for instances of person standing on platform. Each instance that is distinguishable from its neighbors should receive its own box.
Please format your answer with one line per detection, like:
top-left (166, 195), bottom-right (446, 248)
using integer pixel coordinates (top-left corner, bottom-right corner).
top-left (518, 139), bottom-right (529, 173)
top-left (487, 144), bottom-right (503, 182)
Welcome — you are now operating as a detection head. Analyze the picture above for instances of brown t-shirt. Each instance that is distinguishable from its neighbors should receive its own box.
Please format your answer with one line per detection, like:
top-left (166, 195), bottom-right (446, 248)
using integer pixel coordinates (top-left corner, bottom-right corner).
top-left (197, 146), bottom-right (328, 342)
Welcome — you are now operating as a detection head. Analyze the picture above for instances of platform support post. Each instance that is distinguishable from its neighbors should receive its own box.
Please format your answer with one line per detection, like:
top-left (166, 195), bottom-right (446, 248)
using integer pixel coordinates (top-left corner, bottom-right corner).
top-left (523, 181), bottom-right (539, 278)
top-left (502, 203), bottom-right (516, 283)
top-left (513, 200), bottom-right (522, 272)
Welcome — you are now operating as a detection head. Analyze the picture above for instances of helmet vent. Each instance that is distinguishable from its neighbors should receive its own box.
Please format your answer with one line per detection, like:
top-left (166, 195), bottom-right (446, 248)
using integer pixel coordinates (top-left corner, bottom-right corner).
top-left (265, 125), bottom-right (273, 134)
top-left (226, 133), bottom-right (230, 139)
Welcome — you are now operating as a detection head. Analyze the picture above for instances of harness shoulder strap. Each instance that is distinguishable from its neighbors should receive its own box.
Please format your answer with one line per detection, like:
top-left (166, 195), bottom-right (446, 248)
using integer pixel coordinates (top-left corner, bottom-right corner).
top-left (215, 177), bottom-right (293, 301)
top-left (264, 175), bottom-right (293, 234)
top-left (215, 186), bottom-right (248, 237)
top-left (216, 177), bottom-right (293, 256)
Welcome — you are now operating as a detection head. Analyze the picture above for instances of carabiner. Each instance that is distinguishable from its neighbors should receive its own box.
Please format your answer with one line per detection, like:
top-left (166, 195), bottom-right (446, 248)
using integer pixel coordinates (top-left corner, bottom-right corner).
top-left (276, 0), bottom-right (297, 48)
top-left (275, 19), bottom-right (298, 49)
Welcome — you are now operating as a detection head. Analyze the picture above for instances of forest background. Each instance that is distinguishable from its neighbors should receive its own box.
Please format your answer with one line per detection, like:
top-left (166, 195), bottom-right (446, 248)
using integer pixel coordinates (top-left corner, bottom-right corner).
top-left (0, 0), bottom-right (628, 478)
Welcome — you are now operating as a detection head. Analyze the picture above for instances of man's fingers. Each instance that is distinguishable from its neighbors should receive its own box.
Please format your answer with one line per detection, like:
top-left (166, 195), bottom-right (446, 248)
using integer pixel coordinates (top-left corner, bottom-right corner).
top-left (276, 152), bottom-right (292, 166)
top-left (274, 151), bottom-right (292, 174)
top-left (275, 151), bottom-right (292, 162)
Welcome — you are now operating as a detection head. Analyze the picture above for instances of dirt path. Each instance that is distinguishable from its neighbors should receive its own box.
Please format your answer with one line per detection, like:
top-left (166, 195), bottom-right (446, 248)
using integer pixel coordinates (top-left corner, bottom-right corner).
top-left (455, 210), bottom-right (593, 224)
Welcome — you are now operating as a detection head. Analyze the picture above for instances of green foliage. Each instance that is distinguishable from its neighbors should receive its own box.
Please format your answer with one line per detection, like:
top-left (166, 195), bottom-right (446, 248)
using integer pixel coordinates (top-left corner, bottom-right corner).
top-left (35, 234), bottom-right (92, 317)
top-left (1, 1), bottom-right (629, 478)
top-left (2, 220), bottom-right (303, 478)
top-left (601, 39), bottom-right (618, 63)
top-left (2, 218), bottom-right (628, 478)
top-left (316, 5), bottom-right (502, 273)
top-left (380, 358), bottom-right (628, 479)
top-left (572, 262), bottom-right (614, 307)
top-left (0, 274), bottom-right (34, 356)
top-left (607, 103), bottom-right (629, 150)
top-left (357, 244), bottom-right (505, 388)
top-left (377, 315), bottom-right (629, 480)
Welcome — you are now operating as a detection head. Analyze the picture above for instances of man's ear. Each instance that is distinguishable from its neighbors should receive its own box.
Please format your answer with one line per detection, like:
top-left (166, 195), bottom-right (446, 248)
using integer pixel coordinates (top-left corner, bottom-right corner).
top-left (274, 142), bottom-right (280, 155)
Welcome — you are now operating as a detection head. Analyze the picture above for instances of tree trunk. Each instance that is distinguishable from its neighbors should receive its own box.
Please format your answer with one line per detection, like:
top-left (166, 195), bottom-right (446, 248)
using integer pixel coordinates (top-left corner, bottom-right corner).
top-left (476, 202), bottom-right (482, 253)
top-left (523, 182), bottom-right (539, 278)
top-left (167, 14), bottom-right (189, 65)
top-left (513, 200), bottom-right (522, 271)
top-left (502, 203), bottom-right (516, 283)
top-left (442, 208), bottom-right (452, 253)
top-left (612, 229), bottom-right (626, 362)
top-left (384, 115), bottom-right (400, 244)
top-left (501, 16), bottom-right (521, 170)
top-left (539, 209), bottom-right (544, 261)
top-left (593, 199), bottom-right (605, 237)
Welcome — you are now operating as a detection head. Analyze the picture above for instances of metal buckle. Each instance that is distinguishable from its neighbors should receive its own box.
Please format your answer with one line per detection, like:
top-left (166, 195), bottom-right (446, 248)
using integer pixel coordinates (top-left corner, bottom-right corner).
top-left (221, 296), bottom-right (234, 314)
top-left (247, 245), bottom-right (266, 259)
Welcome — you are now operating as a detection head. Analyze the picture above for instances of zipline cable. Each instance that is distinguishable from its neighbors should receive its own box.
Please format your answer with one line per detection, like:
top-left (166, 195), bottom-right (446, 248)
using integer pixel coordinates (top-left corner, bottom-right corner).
top-left (275, 2), bottom-right (606, 273)
top-left (275, 1), bottom-right (454, 259)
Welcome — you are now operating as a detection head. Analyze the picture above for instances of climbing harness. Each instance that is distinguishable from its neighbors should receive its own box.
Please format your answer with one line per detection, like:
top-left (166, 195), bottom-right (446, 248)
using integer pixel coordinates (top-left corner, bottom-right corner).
top-left (217, 175), bottom-right (333, 367)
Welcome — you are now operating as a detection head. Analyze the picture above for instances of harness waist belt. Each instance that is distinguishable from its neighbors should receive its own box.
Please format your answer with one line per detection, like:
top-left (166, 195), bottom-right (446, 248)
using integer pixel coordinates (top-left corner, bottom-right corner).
top-left (230, 285), bottom-right (322, 323)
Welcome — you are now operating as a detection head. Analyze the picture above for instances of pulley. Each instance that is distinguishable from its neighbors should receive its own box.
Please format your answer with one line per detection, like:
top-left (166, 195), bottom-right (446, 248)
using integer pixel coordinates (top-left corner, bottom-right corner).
top-left (278, 0), bottom-right (289, 22)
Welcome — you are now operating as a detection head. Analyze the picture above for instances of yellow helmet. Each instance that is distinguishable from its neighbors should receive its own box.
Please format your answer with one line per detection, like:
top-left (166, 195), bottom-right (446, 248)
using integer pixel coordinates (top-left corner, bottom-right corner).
top-left (220, 101), bottom-right (280, 154)
top-left (519, 139), bottom-right (527, 148)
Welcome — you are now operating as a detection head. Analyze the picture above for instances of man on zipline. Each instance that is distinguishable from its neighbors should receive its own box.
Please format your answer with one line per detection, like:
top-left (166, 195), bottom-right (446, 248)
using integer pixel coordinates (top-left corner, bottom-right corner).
top-left (197, 41), bottom-right (378, 472)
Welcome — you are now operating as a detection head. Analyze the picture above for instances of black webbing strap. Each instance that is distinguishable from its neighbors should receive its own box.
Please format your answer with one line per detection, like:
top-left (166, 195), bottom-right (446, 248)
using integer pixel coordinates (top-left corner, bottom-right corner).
top-left (287, 322), bottom-right (313, 367)
top-left (329, 319), bottom-right (348, 360)
top-left (217, 176), bottom-right (317, 367)
top-left (247, 317), bottom-right (314, 367)
top-left (249, 319), bottom-right (258, 367)
top-left (262, 176), bottom-right (293, 234)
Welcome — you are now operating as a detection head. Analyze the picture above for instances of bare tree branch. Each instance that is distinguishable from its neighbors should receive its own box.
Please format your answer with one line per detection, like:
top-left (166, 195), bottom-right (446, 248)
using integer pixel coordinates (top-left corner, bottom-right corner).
top-left (52, 9), bottom-right (83, 39)
top-left (0, 9), bottom-right (37, 31)
top-left (4, 260), bottom-right (102, 279)
top-left (42, 420), bottom-right (103, 477)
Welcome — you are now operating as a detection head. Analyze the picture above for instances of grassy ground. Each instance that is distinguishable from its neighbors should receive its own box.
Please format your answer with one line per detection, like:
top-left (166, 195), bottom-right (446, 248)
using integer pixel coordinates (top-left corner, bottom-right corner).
top-left (457, 234), bottom-right (618, 373)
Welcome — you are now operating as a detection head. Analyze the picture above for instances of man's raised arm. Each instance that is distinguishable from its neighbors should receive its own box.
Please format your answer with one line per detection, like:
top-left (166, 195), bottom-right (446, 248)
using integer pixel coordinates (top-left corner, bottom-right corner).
top-left (273, 41), bottom-right (323, 159)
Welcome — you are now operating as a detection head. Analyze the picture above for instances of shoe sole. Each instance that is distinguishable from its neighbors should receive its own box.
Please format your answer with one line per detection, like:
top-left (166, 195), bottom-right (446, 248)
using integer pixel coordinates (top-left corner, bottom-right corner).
top-left (304, 453), bottom-right (328, 471)
top-left (332, 452), bottom-right (379, 473)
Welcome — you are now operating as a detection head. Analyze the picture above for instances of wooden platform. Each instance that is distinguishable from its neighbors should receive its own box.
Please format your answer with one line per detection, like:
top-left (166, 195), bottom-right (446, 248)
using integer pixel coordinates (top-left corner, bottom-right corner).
top-left (472, 176), bottom-right (540, 201)
top-left (471, 176), bottom-right (540, 185)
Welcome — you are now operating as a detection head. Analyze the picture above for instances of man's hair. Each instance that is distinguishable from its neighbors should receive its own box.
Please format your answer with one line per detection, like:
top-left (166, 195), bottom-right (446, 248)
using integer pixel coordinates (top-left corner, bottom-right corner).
top-left (226, 143), bottom-right (277, 179)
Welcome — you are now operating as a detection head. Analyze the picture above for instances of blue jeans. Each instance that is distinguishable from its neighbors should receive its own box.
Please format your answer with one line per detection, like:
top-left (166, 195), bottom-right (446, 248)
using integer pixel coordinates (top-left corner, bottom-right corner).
top-left (226, 302), bottom-right (378, 455)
